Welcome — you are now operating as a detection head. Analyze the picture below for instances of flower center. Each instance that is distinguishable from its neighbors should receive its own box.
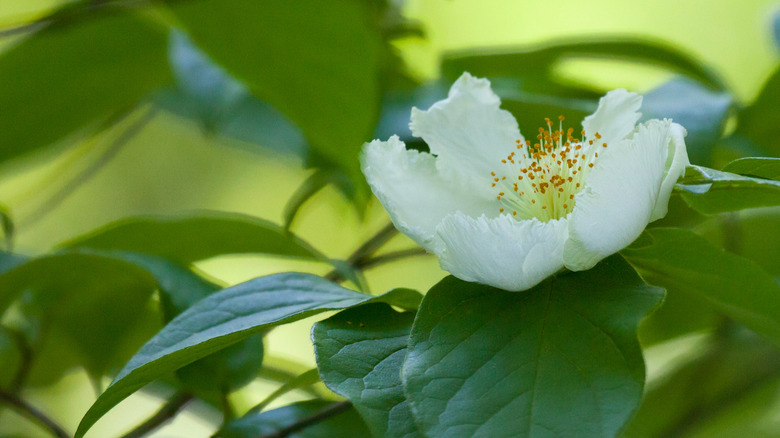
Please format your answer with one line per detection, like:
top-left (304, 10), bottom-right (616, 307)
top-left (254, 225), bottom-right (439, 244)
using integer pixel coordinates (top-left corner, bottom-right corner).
top-left (490, 115), bottom-right (607, 222)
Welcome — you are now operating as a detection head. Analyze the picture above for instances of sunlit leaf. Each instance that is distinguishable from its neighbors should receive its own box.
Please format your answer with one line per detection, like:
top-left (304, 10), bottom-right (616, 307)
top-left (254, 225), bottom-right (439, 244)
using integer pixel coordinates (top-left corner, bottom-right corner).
top-left (167, 0), bottom-right (382, 176)
top-left (0, 10), bottom-right (170, 163)
top-left (722, 157), bottom-right (780, 180)
top-left (59, 211), bottom-right (322, 264)
top-left (76, 274), bottom-right (421, 437)
top-left (675, 165), bottom-right (780, 213)
top-left (219, 400), bottom-right (371, 438)
top-left (622, 228), bottom-right (780, 345)
top-left (403, 256), bottom-right (662, 437)
top-left (313, 303), bottom-right (421, 438)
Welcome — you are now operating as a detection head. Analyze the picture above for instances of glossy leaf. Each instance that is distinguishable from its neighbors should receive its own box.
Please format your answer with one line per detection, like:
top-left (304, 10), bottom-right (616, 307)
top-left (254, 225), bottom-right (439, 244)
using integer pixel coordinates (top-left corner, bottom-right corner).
top-left (403, 256), bottom-right (663, 438)
top-left (76, 274), bottom-right (421, 437)
top-left (722, 157), bottom-right (780, 180)
top-left (168, 0), bottom-right (382, 175)
top-left (442, 39), bottom-right (726, 92)
top-left (675, 165), bottom-right (780, 213)
top-left (59, 211), bottom-right (322, 264)
top-left (0, 11), bottom-right (170, 163)
top-left (219, 400), bottom-right (371, 438)
top-left (622, 228), bottom-right (780, 345)
top-left (313, 303), bottom-right (421, 438)
top-left (641, 78), bottom-right (732, 166)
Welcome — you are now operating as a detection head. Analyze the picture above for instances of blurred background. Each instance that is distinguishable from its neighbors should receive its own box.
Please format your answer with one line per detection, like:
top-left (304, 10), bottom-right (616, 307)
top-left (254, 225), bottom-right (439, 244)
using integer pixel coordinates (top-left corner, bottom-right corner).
top-left (0, 0), bottom-right (779, 436)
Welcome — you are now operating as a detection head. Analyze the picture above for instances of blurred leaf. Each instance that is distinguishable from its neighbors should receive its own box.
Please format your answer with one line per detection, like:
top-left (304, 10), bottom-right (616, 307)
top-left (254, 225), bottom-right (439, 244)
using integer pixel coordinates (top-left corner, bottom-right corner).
top-left (638, 279), bottom-right (719, 346)
top-left (775, 8), bottom-right (780, 49)
top-left (76, 274), bottom-right (422, 438)
top-left (403, 256), bottom-right (663, 437)
top-left (219, 400), bottom-right (371, 438)
top-left (0, 204), bottom-right (13, 251)
top-left (0, 10), bottom-right (170, 163)
top-left (736, 65), bottom-right (780, 157)
top-left (676, 165), bottom-right (780, 213)
top-left (168, 0), bottom-right (382, 177)
top-left (0, 327), bottom-right (22, 390)
top-left (313, 303), bottom-right (421, 438)
top-left (283, 170), bottom-right (338, 232)
top-left (443, 38), bottom-right (726, 92)
top-left (622, 228), bottom-right (780, 345)
top-left (641, 77), bottom-right (732, 166)
top-left (624, 329), bottom-right (780, 438)
top-left (0, 253), bottom-right (158, 378)
top-left (59, 211), bottom-right (323, 264)
top-left (497, 86), bottom-right (596, 138)
top-left (251, 368), bottom-right (321, 414)
top-left (722, 157), bottom-right (780, 180)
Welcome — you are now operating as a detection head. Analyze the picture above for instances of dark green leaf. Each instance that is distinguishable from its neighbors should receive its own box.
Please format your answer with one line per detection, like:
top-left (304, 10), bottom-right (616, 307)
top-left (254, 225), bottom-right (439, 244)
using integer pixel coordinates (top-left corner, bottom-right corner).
top-left (251, 368), bottom-right (321, 414)
top-left (168, 0), bottom-right (382, 176)
top-left (0, 253), bottom-right (158, 378)
top-left (76, 274), bottom-right (421, 437)
top-left (59, 211), bottom-right (322, 264)
top-left (313, 303), bottom-right (421, 438)
top-left (722, 157), bottom-right (780, 180)
top-left (219, 400), bottom-right (371, 438)
top-left (642, 78), bottom-right (732, 166)
top-left (736, 66), bottom-right (780, 157)
top-left (637, 279), bottom-right (719, 346)
top-left (0, 327), bottom-right (22, 390)
top-left (675, 165), bottom-right (780, 213)
top-left (403, 256), bottom-right (663, 437)
top-left (442, 39), bottom-right (726, 92)
top-left (625, 329), bottom-right (780, 438)
top-left (622, 228), bottom-right (780, 345)
top-left (0, 11), bottom-right (170, 163)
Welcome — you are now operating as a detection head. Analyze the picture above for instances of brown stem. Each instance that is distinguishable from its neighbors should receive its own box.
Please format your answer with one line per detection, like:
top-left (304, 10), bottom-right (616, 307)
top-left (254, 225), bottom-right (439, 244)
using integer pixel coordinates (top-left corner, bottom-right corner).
top-left (0, 390), bottom-right (70, 438)
top-left (119, 392), bottom-right (192, 438)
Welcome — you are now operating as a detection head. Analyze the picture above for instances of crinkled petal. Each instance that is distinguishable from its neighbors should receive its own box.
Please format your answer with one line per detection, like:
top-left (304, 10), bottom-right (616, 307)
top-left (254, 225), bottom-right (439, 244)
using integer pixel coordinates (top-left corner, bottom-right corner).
top-left (361, 135), bottom-right (497, 252)
top-left (433, 212), bottom-right (568, 291)
top-left (650, 122), bottom-right (689, 221)
top-left (410, 72), bottom-right (522, 190)
top-left (564, 120), bottom-right (672, 271)
top-left (582, 89), bottom-right (643, 148)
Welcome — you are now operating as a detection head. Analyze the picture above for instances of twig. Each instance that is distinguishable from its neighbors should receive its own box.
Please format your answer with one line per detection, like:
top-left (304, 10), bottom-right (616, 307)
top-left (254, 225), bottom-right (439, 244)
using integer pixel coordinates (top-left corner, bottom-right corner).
top-left (0, 390), bottom-right (70, 438)
top-left (120, 392), bottom-right (193, 438)
top-left (324, 222), bottom-right (398, 282)
top-left (358, 248), bottom-right (429, 271)
top-left (259, 401), bottom-right (352, 438)
top-left (20, 107), bottom-right (158, 228)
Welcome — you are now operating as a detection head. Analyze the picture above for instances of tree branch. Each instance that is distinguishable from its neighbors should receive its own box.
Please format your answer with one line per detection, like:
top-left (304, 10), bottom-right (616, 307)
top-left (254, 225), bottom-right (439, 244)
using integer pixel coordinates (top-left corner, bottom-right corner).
top-left (259, 401), bottom-right (352, 438)
top-left (324, 222), bottom-right (399, 282)
top-left (119, 392), bottom-right (192, 438)
top-left (0, 390), bottom-right (70, 438)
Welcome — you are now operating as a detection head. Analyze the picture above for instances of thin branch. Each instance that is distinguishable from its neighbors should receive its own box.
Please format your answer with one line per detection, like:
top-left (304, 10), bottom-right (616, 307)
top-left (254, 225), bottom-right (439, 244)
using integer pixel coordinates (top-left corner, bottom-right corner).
top-left (0, 390), bottom-right (70, 438)
top-left (20, 107), bottom-right (158, 228)
top-left (120, 392), bottom-right (193, 438)
top-left (259, 401), bottom-right (352, 438)
top-left (324, 222), bottom-right (398, 282)
top-left (7, 328), bottom-right (34, 392)
top-left (359, 248), bottom-right (429, 270)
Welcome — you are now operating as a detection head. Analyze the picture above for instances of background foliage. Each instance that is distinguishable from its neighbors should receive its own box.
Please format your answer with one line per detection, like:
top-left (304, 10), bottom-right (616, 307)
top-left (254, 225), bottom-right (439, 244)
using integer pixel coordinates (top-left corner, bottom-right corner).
top-left (0, 0), bottom-right (779, 437)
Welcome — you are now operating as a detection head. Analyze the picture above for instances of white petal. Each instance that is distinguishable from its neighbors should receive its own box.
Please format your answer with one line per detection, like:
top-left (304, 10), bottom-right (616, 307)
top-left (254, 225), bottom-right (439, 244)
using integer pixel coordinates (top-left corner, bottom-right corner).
top-left (433, 212), bottom-right (568, 291)
top-left (361, 136), bottom-right (497, 252)
top-left (649, 122), bottom-right (689, 221)
top-left (409, 72), bottom-right (522, 190)
top-left (582, 89), bottom-right (643, 147)
top-left (564, 120), bottom-right (671, 271)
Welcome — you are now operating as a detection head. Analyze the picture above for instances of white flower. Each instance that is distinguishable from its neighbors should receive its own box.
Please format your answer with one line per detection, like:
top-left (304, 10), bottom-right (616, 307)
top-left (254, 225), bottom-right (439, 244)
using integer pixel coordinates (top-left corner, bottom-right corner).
top-left (361, 73), bottom-right (689, 291)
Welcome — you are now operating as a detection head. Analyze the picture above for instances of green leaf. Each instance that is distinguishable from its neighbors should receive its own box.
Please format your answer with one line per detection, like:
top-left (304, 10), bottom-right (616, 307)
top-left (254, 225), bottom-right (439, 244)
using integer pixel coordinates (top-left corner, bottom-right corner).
top-left (219, 400), bottom-right (371, 438)
top-left (722, 157), bottom-right (780, 180)
top-left (313, 303), bottom-right (421, 438)
top-left (774, 8), bottom-right (780, 50)
top-left (622, 228), bottom-right (780, 345)
top-left (0, 204), bottom-right (13, 251)
top-left (641, 78), bottom-right (732, 166)
top-left (0, 10), bottom-right (170, 163)
top-left (0, 327), bottom-right (23, 390)
top-left (675, 165), bottom-right (780, 213)
top-left (75, 274), bottom-right (421, 437)
top-left (624, 329), bottom-right (780, 438)
top-left (59, 211), bottom-right (322, 264)
top-left (442, 38), bottom-right (726, 92)
top-left (0, 253), bottom-right (158, 378)
top-left (251, 368), bottom-right (321, 414)
top-left (402, 255), bottom-right (663, 437)
top-left (736, 66), bottom-right (780, 157)
top-left (167, 0), bottom-right (382, 176)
